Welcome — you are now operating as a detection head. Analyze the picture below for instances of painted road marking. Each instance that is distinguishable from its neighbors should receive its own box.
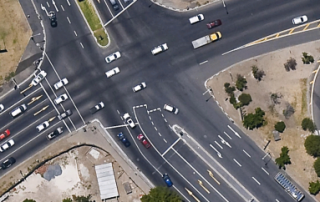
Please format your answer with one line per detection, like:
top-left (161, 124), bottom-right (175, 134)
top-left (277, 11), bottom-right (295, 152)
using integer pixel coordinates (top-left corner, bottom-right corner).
top-left (67, 16), bottom-right (71, 24)
top-left (199, 60), bottom-right (208, 65)
top-left (223, 131), bottom-right (232, 139)
top-left (61, 4), bottom-right (65, 11)
top-left (243, 150), bottom-right (251, 158)
top-left (161, 137), bottom-right (181, 157)
top-left (74, 30), bottom-right (77, 36)
top-left (66, 0), bottom-right (71, 6)
top-left (80, 42), bottom-right (84, 48)
top-left (210, 144), bottom-right (222, 158)
top-left (233, 159), bottom-right (242, 167)
top-left (227, 125), bottom-right (241, 138)
top-left (261, 167), bottom-right (269, 175)
top-left (252, 177), bottom-right (260, 185)
top-left (214, 141), bottom-right (223, 149)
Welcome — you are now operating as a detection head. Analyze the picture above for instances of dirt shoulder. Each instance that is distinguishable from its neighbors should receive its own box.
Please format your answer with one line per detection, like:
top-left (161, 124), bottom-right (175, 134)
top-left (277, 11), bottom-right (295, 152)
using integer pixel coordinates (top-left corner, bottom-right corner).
top-left (206, 40), bottom-right (320, 200)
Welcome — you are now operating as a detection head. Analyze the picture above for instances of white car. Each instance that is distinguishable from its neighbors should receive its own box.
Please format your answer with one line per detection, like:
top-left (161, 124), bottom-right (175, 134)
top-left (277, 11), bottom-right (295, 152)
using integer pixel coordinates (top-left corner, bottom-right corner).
top-left (132, 82), bottom-right (146, 92)
top-left (36, 121), bottom-right (50, 132)
top-left (31, 70), bottom-right (47, 86)
top-left (0, 104), bottom-right (4, 112)
top-left (151, 43), bottom-right (168, 55)
top-left (292, 15), bottom-right (308, 25)
top-left (0, 139), bottom-right (15, 152)
top-left (164, 104), bottom-right (179, 114)
top-left (47, 127), bottom-right (63, 140)
top-left (189, 14), bottom-right (204, 24)
top-left (54, 78), bottom-right (69, 90)
top-left (106, 67), bottom-right (120, 78)
top-left (90, 102), bottom-right (105, 114)
top-left (123, 113), bottom-right (135, 128)
top-left (54, 93), bottom-right (68, 105)
top-left (105, 51), bottom-right (121, 63)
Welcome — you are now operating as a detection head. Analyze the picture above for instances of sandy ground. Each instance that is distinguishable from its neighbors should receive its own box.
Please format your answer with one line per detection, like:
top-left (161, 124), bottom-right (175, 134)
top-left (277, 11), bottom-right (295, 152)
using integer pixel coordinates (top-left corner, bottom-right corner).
top-left (207, 40), bottom-right (320, 200)
top-left (6, 146), bottom-right (144, 202)
top-left (0, 0), bottom-right (31, 84)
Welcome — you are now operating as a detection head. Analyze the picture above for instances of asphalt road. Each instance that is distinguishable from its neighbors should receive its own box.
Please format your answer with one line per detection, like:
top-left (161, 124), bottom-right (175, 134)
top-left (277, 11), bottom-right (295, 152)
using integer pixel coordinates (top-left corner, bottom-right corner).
top-left (1, 0), bottom-right (319, 201)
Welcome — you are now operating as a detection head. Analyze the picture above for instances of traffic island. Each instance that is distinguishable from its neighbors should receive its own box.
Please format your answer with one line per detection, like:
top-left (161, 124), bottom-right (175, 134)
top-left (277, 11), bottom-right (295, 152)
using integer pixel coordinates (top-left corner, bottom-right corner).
top-left (77, 0), bottom-right (108, 47)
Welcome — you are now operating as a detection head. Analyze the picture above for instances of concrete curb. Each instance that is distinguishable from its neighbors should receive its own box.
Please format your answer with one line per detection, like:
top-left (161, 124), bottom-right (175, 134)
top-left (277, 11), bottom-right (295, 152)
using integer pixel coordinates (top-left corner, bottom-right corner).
top-left (150, 0), bottom-right (220, 13)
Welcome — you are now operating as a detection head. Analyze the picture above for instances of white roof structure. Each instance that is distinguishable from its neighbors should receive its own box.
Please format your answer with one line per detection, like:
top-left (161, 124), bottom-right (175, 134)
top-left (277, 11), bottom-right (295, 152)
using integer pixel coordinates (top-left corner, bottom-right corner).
top-left (95, 163), bottom-right (119, 200)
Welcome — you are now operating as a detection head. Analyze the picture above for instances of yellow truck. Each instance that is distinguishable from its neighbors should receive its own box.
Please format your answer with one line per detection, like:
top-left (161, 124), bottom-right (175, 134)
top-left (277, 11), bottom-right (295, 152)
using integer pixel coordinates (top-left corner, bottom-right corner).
top-left (192, 32), bottom-right (222, 49)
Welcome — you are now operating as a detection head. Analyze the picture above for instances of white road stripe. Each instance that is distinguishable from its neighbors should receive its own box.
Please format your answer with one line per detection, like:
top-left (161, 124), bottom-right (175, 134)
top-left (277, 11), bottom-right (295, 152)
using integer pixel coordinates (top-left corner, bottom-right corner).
top-left (66, 0), bottom-right (71, 6)
top-left (227, 125), bottom-right (241, 138)
top-left (215, 141), bottom-right (223, 149)
top-left (252, 177), bottom-right (260, 185)
top-left (61, 4), bottom-right (65, 11)
top-left (261, 167), bottom-right (269, 175)
top-left (199, 60), bottom-right (208, 65)
top-left (243, 150), bottom-right (251, 158)
top-left (161, 137), bottom-right (181, 157)
top-left (233, 159), bottom-right (242, 167)
top-left (46, 1), bottom-right (50, 7)
top-left (67, 16), bottom-right (71, 24)
top-left (79, 42), bottom-right (84, 48)
top-left (74, 31), bottom-right (77, 36)
top-left (163, 138), bottom-right (167, 143)
top-left (223, 131), bottom-right (232, 139)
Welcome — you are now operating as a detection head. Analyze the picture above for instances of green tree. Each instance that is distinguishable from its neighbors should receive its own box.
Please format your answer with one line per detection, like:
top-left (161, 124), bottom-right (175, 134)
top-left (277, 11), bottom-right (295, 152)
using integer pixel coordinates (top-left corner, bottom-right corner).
top-left (63, 198), bottom-right (73, 202)
top-left (238, 93), bottom-right (252, 106)
top-left (224, 82), bottom-right (235, 96)
top-left (72, 195), bottom-right (91, 202)
top-left (141, 186), bottom-right (182, 202)
top-left (252, 65), bottom-right (265, 81)
top-left (305, 135), bottom-right (320, 157)
top-left (302, 52), bottom-right (314, 64)
top-left (275, 121), bottom-right (286, 133)
top-left (243, 108), bottom-right (265, 130)
top-left (309, 180), bottom-right (320, 195)
top-left (23, 199), bottom-right (36, 202)
top-left (236, 74), bottom-right (247, 91)
top-left (314, 158), bottom-right (320, 177)
top-left (301, 118), bottom-right (316, 132)
top-left (284, 57), bottom-right (297, 71)
top-left (275, 146), bottom-right (291, 169)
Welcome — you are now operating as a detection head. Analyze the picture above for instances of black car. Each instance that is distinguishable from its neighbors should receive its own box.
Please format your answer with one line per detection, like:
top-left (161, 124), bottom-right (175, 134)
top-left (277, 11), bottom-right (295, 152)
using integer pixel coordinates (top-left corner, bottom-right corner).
top-left (58, 109), bottom-right (72, 120)
top-left (49, 11), bottom-right (57, 27)
top-left (1, 157), bottom-right (16, 169)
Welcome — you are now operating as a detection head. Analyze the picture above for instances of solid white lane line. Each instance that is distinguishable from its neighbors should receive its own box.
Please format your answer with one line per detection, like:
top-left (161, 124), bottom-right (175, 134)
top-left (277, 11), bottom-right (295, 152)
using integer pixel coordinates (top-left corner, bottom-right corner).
top-left (223, 131), bottom-right (232, 139)
top-left (243, 150), bottom-right (251, 158)
top-left (161, 137), bottom-right (181, 157)
top-left (261, 167), bottom-right (269, 175)
top-left (252, 177), bottom-right (260, 185)
top-left (172, 148), bottom-right (229, 202)
top-left (233, 159), bottom-right (242, 167)
top-left (103, 0), bottom-right (114, 17)
top-left (44, 52), bottom-right (86, 126)
top-left (105, 124), bottom-right (130, 129)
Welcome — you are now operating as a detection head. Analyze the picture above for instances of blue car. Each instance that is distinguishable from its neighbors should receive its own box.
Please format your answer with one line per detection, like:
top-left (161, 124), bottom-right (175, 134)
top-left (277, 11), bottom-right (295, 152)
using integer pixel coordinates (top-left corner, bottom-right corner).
top-left (117, 132), bottom-right (130, 147)
top-left (162, 173), bottom-right (173, 187)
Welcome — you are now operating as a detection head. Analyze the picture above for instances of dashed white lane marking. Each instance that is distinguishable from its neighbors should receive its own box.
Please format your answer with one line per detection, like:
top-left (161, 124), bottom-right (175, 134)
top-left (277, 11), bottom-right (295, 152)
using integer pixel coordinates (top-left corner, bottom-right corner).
top-left (154, 127), bottom-right (157, 131)
top-left (67, 16), bottom-right (71, 24)
top-left (233, 159), bottom-right (242, 167)
top-left (46, 2), bottom-right (50, 7)
top-left (228, 125), bottom-right (241, 138)
top-left (164, 118), bottom-right (167, 123)
top-left (66, 0), bottom-right (71, 6)
top-left (61, 4), bottom-right (65, 11)
top-left (252, 177), bottom-right (260, 185)
top-left (163, 138), bottom-right (167, 143)
top-left (214, 141), bottom-right (223, 149)
top-left (199, 60), bottom-right (208, 65)
top-left (275, 199), bottom-right (280, 202)
top-left (161, 114), bottom-right (164, 117)
top-left (74, 30), bottom-right (77, 36)
top-left (80, 42), bottom-right (84, 48)
top-left (261, 167), bottom-right (269, 175)
top-left (158, 133), bottom-right (162, 137)
top-left (149, 116), bottom-right (152, 120)
top-left (243, 150), bottom-right (251, 158)
top-left (224, 131), bottom-right (232, 140)
top-left (151, 121), bottom-right (154, 125)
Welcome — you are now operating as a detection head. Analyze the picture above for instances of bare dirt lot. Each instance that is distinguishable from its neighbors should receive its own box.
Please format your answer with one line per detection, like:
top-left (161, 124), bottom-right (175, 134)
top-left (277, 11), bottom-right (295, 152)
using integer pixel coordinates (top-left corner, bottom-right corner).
top-left (0, 0), bottom-right (31, 84)
top-left (207, 40), bottom-right (320, 200)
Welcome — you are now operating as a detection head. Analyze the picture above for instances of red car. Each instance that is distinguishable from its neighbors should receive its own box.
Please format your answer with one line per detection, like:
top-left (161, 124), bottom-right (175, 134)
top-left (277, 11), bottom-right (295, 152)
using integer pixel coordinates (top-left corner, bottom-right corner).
top-left (0, 129), bottom-right (10, 141)
top-left (137, 134), bottom-right (151, 149)
top-left (207, 19), bottom-right (222, 29)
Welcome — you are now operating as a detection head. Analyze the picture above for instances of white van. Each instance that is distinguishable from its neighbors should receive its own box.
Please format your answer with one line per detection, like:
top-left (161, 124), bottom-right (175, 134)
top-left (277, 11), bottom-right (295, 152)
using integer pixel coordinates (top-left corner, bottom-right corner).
top-left (151, 43), bottom-right (168, 55)
top-left (189, 14), bottom-right (204, 24)
top-left (164, 104), bottom-right (179, 114)
top-left (10, 104), bottom-right (27, 117)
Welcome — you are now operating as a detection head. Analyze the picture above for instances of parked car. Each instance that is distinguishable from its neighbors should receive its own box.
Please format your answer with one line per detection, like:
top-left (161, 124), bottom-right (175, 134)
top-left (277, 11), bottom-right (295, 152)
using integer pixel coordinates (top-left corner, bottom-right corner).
top-left (54, 78), bottom-right (68, 90)
top-left (10, 104), bottom-right (27, 117)
top-left (292, 15), bottom-right (308, 25)
top-left (189, 14), bottom-right (204, 24)
top-left (162, 173), bottom-right (173, 187)
top-left (49, 11), bottom-right (57, 27)
top-left (0, 157), bottom-right (16, 169)
top-left (31, 70), bottom-right (47, 86)
top-left (0, 129), bottom-right (10, 141)
top-left (105, 67), bottom-right (120, 78)
top-left (0, 139), bottom-right (15, 152)
top-left (206, 19), bottom-right (222, 29)
top-left (137, 134), bottom-right (151, 149)
top-left (58, 109), bottom-right (72, 120)
top-left (54, 93), bottom-right (68, 105)
top-left (123, 113), bottom-right (135, 128)
top-left (117, 132), bottom-right (131, 147)
top-left (47, 127), bottom-right (63, 140)
top-left (90, 102), bottom-right (105, 114)
top-left (132, 82), bottom-right (146, 92)
top-left (105, 51), bottom-right (121, 63)
top-left (36, 121), bottom-right (50, 132)
top-left (164, 104), bottom-right (179, 114)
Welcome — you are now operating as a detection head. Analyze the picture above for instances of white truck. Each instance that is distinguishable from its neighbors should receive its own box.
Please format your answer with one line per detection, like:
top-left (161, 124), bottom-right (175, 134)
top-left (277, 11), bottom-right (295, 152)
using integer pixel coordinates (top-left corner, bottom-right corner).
top-left (192, 32), bottom-right (221, 49)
